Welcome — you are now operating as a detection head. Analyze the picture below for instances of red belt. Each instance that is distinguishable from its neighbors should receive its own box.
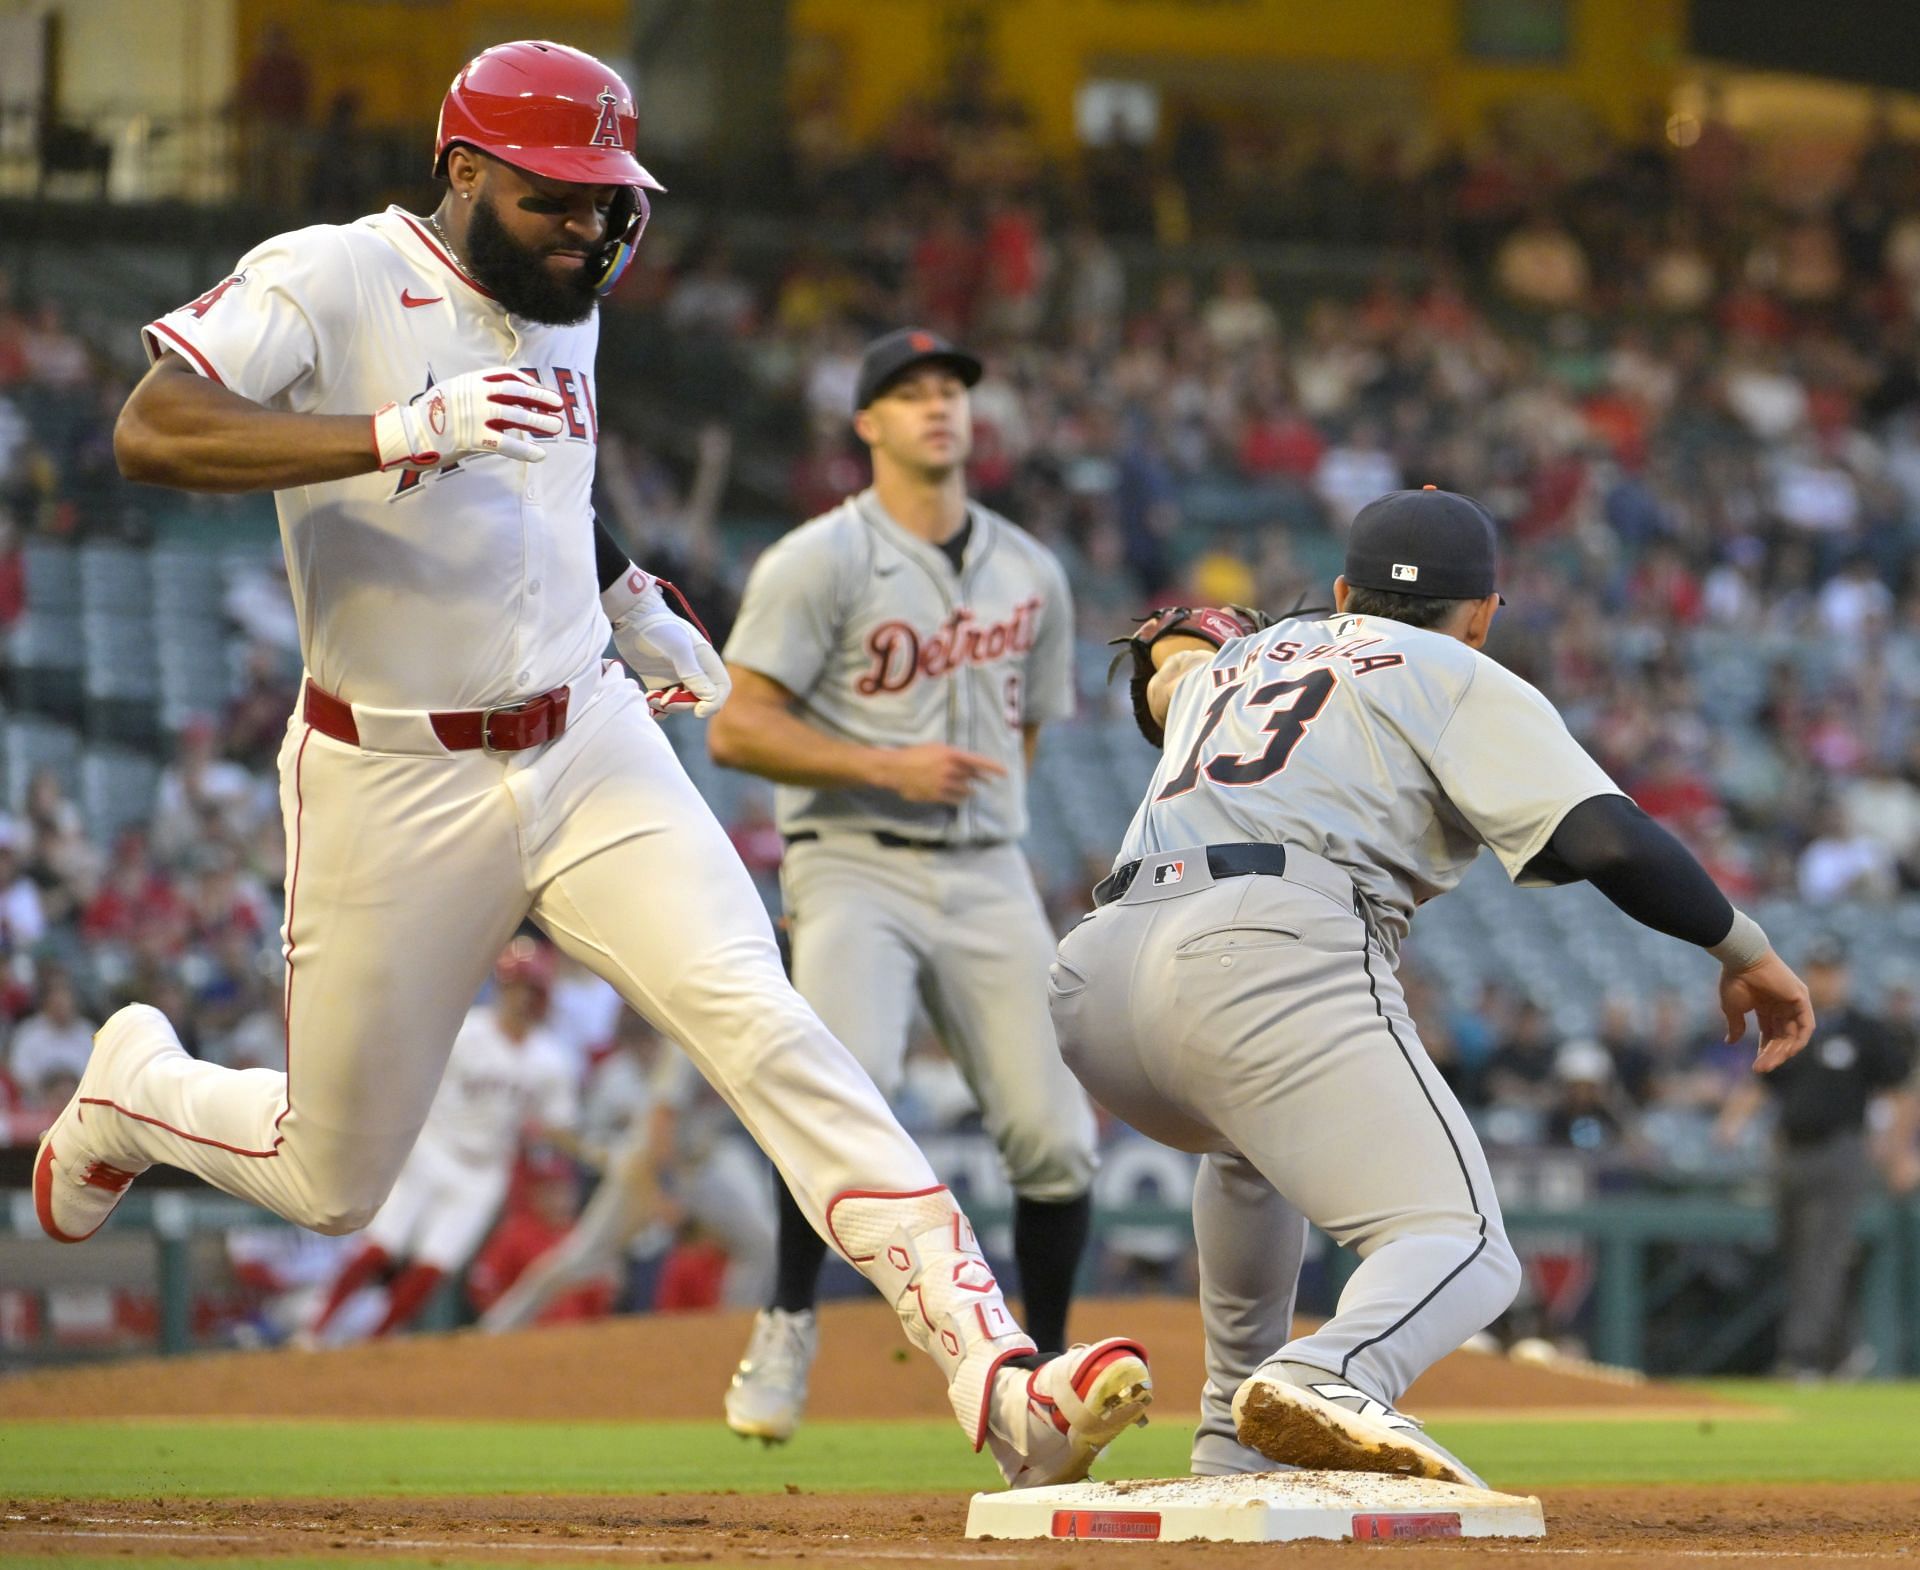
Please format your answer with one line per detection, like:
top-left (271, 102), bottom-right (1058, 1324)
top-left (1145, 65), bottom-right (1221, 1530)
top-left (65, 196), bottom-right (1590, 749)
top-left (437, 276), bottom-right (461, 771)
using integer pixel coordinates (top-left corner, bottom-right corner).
top-left (303, 679), bottom-right (571, 753)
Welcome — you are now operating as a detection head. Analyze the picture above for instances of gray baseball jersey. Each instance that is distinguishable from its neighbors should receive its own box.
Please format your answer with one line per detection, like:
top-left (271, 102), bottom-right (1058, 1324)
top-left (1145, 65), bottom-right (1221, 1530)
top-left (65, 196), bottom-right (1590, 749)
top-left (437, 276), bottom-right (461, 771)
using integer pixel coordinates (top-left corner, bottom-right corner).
top-left (1054, 610), bottom-right (1621, 1475)
top-left (1119, 612), bottom-right (1623, 958)
top-left (720, 486), bottom-right (1095, 1211)
top-left (723, 488), bottom-right (1076, 845)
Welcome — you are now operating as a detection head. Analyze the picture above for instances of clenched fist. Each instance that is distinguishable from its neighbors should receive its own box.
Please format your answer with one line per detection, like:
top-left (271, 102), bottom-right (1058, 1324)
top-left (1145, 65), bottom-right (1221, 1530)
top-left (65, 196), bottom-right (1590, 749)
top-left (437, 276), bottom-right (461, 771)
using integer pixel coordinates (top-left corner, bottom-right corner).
top-left (372, 367), bottom-right (565, 471)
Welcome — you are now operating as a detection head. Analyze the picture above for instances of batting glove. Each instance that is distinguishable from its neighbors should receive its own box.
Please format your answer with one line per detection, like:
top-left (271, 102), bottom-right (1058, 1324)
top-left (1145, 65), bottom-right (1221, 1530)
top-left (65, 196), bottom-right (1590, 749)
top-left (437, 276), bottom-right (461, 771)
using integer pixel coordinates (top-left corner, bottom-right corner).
top-left (371, 367), bottom-right (566, 472)
top-left (602, 568), bottom-right (732, 719)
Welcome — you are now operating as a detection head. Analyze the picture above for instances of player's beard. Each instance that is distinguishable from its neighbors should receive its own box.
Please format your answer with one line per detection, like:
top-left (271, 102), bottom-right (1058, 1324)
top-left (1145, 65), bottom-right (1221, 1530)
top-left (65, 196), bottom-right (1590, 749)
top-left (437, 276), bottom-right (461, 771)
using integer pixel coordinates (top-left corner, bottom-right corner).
top-left (463, 192), bottom-right (599, 326)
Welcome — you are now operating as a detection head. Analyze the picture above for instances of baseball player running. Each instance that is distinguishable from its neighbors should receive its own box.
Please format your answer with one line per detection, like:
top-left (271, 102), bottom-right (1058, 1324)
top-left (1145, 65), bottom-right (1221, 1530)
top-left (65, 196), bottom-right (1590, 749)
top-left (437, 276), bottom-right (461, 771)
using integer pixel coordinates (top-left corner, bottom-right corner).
top-left (709, 328), bottom-right (1097, 1444)
top-left (36, 40), bottom-right (1150, 1487)
top-left (1051, 486), bottom-right (1815, 1485)
top-left (305, 938), bottom-right (577, 1342)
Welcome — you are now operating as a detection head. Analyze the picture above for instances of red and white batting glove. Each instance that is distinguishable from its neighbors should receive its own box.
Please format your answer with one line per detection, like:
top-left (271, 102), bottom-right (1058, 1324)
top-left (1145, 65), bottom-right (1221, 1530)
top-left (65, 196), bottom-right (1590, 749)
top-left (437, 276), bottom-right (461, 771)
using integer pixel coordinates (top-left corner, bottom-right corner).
top-left (371, 366), bottom-right (566, 472)
top-left (601, 568), bottom-right (732, 719)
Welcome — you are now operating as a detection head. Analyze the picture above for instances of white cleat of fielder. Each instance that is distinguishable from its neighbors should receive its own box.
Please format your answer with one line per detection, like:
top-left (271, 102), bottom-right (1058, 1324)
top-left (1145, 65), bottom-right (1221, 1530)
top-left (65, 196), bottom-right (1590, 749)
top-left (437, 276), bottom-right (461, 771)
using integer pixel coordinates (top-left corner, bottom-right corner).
top-left (1231, 1362), bottom-right (1485, 1489)
top-left (724, 1307), bottom-right (818, 1445)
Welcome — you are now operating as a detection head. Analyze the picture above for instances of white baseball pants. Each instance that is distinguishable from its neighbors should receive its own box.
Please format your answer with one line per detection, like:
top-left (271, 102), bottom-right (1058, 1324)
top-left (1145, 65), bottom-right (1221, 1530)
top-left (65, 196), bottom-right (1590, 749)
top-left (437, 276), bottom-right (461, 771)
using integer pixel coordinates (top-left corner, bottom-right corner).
top-left (80, 664), bottom-right (948, 1248)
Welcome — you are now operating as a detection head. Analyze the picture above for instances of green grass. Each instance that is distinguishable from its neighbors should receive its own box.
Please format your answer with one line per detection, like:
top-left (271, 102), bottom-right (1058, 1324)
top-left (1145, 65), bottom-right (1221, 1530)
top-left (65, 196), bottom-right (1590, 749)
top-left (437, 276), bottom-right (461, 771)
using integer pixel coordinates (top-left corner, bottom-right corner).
top-left (2, 1382), bottom-right (1915, 1499)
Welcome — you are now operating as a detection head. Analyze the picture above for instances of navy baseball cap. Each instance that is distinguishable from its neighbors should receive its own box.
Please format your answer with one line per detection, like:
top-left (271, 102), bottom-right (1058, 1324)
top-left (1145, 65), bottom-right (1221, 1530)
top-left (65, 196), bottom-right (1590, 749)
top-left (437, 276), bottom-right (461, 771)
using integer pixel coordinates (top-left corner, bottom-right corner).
top-left (1344, 486), bottom-right (1504, 602)
top-left (855, 327), bottom-right (982, 410)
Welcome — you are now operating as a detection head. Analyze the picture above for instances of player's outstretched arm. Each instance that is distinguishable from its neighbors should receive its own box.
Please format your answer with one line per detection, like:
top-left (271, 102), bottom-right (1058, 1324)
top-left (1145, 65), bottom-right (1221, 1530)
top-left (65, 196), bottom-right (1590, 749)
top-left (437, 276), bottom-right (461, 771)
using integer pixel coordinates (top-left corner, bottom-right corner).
top-left (708, 666), bottom-right (1003, 804)
top-left (116, 353), bottom-right (565, 494)
top-left (1528, 795), bottom-right (1815, 1071)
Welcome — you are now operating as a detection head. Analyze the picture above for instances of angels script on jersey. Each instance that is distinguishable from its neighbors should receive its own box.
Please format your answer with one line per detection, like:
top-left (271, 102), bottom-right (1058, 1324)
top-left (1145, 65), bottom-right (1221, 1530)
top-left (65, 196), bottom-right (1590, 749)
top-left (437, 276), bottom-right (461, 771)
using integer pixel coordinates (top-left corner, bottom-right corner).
top-left (392, 363), bottom-right (598, 496)
top-left (857, 598), bottom-right (1044, 695)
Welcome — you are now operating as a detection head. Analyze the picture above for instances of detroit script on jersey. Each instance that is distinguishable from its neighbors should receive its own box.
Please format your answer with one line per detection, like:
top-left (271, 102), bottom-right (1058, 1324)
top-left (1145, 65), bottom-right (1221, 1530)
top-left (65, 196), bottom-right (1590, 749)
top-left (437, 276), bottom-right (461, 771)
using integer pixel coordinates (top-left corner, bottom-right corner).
top-left (857, 598), bottom-right (1044, 696)
top-left (724, 491), bottom-right (1076, 844)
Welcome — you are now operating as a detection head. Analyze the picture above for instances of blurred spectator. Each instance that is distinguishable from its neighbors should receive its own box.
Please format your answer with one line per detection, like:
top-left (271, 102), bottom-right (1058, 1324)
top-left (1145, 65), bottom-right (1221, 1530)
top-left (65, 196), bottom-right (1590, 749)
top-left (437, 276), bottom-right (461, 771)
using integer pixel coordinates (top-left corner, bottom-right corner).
top-left (1797, 802), bottom-right (1898, 905)
top-left (24, 766), bottom-right (102, 924)
top-left (223, 643), bottom-right (302, 772)
top-left (1201, 263), bottom-right (1279, 356)
top-left (664, 239), bottom-right (759, 339)
top-left (0, 825), bottom-right (48, 953)
top-left (1494, 211), bottom-right (1589, 309)
top-left (7, 971), bottom-right (96, 1101)
top-left (1485, 1002), bottom-right (1559, 1113)
top-left (152, 718), bottom-right (266, 865)
top-left (1313, 418), bottom-right (1400, 526)
top-left (1545, 1039), bottom-right (1626, 1153)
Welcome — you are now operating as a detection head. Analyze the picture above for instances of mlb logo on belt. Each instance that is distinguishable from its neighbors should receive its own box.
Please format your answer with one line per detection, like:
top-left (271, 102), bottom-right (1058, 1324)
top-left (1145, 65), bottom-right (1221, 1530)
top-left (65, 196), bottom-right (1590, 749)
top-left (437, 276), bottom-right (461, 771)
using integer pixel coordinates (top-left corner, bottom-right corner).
top-left (1392, 563), bottom-right (1419, 582)
top-left (1153, 861), bottom-right (1184, 886)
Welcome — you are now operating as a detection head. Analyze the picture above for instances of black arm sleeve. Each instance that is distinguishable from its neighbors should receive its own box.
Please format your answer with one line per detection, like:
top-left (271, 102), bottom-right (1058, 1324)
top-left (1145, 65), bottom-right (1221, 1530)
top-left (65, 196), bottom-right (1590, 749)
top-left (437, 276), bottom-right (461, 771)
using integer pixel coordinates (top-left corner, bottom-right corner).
top-left (1521, 794), bottom-right (1735, 950)
top-left (593, 515), bottom-right (632, 593)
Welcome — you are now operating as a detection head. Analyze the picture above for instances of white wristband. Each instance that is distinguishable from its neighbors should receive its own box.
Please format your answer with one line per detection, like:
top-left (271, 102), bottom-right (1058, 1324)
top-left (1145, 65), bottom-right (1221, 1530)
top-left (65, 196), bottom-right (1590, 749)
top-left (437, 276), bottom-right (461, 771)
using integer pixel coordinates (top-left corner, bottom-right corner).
top-left (600, 564), bottom-right (656, 622)
top-left (1709, 909), bottom-right (1769, 971)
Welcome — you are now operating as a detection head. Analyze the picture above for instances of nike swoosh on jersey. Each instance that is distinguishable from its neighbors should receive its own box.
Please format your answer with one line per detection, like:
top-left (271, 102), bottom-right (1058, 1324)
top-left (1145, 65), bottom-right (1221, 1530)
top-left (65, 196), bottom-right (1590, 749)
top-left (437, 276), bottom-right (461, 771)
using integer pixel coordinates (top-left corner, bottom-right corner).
top-left (875, 562), bottom-right (903, 576)
top-left (400, 291), bottom-right (443, 308)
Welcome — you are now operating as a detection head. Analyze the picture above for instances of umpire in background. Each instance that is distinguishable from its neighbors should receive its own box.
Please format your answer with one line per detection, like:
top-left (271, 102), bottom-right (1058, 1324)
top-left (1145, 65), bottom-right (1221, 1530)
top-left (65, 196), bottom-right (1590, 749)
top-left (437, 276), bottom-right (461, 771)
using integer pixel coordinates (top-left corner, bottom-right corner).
top-left (1716, 937), bottom-right (1913, 1378)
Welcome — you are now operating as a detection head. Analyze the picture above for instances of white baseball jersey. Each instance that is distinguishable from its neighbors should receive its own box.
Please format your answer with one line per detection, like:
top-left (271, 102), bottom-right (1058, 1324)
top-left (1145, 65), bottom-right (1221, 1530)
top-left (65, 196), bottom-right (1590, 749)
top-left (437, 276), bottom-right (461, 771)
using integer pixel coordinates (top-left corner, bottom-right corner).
top-left (723, 490), bottom-right (1076, 844)
top-left (412, 1003), bottom-right (578, 1169)
top-left (1120, 613), bottom-right (1623, 956)
top-left (142, 206), bottom-right (607, 709)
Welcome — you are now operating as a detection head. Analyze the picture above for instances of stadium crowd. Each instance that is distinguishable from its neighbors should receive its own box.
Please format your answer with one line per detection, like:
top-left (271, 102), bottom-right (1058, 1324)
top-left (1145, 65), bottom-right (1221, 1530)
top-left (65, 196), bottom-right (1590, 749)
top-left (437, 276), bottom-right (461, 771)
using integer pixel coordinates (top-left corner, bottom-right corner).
top-left (4, 89), bottom-right (1920, 1341)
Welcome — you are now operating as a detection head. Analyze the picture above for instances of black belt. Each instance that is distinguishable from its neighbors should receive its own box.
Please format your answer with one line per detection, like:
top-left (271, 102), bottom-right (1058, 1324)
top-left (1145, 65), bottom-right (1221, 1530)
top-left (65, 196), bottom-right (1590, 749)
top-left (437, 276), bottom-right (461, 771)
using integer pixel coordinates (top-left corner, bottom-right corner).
top-left (784, 830), bottom-right (1006, 853)
top-left (1093, 842), bottom-right (1291, 907)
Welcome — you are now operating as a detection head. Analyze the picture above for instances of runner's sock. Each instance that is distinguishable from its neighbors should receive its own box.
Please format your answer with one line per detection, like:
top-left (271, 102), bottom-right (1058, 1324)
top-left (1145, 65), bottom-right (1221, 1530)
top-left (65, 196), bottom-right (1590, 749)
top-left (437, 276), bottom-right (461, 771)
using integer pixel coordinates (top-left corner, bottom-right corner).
top-left (770, 1175), bottom-right (829, 1314)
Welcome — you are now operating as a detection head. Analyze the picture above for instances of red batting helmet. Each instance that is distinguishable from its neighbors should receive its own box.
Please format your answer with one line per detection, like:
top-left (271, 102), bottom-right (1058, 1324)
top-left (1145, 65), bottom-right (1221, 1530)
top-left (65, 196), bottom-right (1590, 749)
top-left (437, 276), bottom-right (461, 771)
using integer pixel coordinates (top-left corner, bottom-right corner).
top-left (434, 40), bottom-right (663, 194)
top-left (493, 937), bottom-right (556, 996)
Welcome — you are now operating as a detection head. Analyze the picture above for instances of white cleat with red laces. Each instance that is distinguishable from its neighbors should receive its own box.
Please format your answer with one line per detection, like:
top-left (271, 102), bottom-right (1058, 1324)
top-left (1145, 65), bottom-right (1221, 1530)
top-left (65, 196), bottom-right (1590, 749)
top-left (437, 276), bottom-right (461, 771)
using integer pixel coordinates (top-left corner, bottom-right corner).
top-left (33, 1004), bottom-right (181, 1243)
top-left (988, 1337), bottom-right (1154, 1489)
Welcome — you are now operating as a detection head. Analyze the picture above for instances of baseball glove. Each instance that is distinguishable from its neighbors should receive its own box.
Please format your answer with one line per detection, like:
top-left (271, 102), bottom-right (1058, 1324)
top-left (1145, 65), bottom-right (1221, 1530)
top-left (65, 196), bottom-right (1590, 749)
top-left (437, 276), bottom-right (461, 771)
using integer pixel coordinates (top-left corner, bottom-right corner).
top-left (1109, 604), bottom-right (1273, 746)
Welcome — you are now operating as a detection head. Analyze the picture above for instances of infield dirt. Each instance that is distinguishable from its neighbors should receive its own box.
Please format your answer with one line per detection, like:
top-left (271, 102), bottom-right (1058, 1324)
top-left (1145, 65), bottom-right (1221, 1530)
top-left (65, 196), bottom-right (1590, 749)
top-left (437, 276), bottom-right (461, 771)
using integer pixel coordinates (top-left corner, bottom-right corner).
top-left (5, 1486), bottom-right (1917, 1566)
top-left (6, 1298), bottom-right (1909, 1566)
top-left (0, 1295), bottom-right (1705, 1421)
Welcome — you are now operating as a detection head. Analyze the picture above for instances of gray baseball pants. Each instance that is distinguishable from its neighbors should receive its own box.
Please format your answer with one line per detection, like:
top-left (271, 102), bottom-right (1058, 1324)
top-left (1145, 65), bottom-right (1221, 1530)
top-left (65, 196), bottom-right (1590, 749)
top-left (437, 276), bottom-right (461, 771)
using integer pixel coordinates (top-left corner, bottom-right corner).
top-left (784, 834), bottom-right (1096, 1201)
top-left (1048, 845), bottom-right (1520, 1473)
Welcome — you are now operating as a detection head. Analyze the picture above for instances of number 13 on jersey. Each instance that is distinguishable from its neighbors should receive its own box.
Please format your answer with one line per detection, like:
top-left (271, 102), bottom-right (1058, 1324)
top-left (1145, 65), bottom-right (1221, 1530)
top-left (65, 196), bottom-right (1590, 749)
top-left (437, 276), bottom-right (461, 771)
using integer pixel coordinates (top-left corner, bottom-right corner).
top-left (1157, 668), bottom-right (1338, 800)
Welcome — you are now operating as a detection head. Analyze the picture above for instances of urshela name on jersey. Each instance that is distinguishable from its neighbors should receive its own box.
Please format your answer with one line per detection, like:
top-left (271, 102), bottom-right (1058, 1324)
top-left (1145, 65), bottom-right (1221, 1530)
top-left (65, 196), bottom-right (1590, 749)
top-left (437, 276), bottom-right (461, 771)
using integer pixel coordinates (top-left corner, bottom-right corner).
top-left (1264, 631), bottom-right (1406, 677)
top-left (857, 598), bottom-right (1044, 695)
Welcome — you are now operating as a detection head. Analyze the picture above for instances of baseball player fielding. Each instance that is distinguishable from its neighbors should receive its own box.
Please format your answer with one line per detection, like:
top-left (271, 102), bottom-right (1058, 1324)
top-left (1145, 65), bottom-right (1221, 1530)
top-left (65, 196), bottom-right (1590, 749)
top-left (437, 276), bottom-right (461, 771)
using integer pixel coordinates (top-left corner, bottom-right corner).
top-left (709, 327), bottom-right (1097, 1444)
top-left (1058, 485), bottom-right (1815, 1484)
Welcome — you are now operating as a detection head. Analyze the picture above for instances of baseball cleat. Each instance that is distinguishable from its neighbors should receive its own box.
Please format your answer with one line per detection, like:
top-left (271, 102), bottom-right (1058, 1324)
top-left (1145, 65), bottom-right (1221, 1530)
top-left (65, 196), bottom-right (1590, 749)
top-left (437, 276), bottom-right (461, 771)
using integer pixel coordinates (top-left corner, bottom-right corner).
top-left (34, 1005), bottom-right (182, 1244)
top-left (1232, 1362), bottom-right (1485, 1488)
top-left (724, 1307), bottom-right (818, 1444)
top-left (997, 1337), bottom-right (1154, 1489)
